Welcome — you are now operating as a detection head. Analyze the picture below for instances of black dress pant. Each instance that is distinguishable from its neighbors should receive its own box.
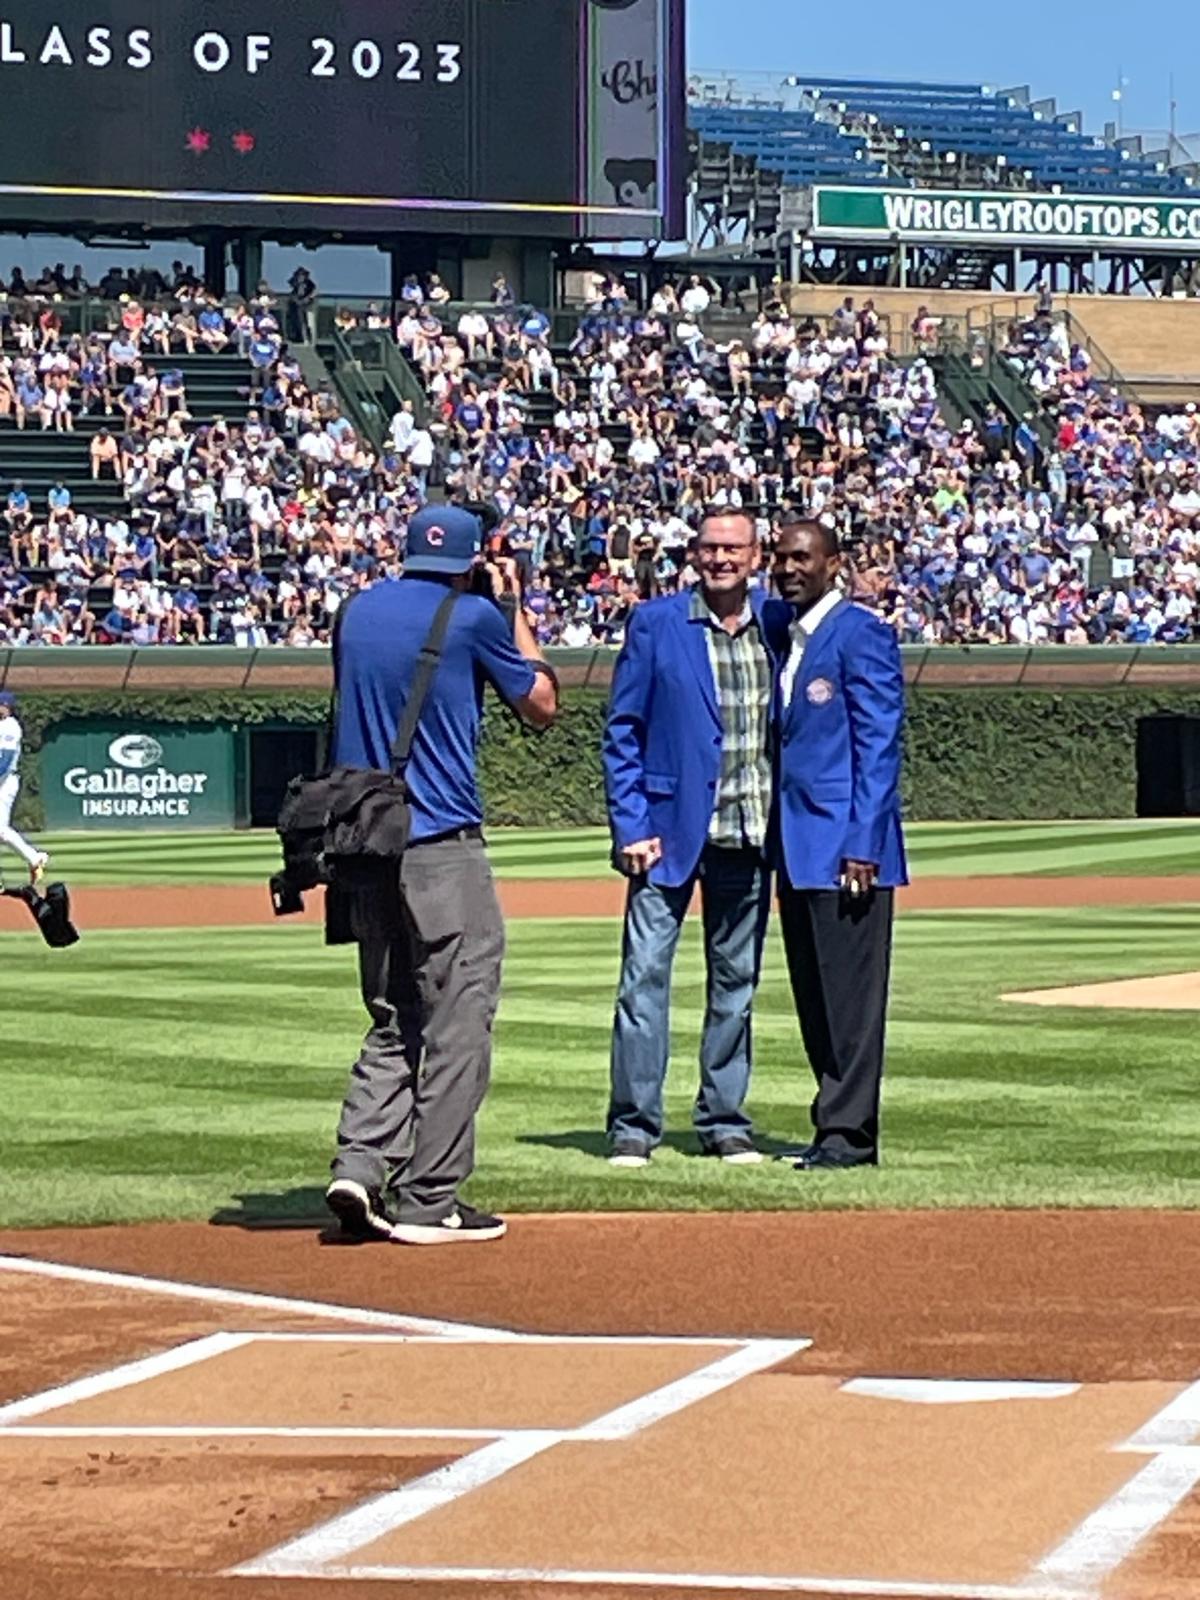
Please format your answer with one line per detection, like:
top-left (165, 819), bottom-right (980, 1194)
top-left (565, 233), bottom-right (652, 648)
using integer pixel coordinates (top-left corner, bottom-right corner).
top-left (778, 880), bottom-right (895, 1161)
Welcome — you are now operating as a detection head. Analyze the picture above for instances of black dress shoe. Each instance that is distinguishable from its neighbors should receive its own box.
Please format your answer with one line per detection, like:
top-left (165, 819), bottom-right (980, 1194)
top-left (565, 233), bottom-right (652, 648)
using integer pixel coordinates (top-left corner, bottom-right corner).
top-left (774, 1143), bottom-right (817, 1164)
top-left (790, 1146), bottom-right (877, 1171)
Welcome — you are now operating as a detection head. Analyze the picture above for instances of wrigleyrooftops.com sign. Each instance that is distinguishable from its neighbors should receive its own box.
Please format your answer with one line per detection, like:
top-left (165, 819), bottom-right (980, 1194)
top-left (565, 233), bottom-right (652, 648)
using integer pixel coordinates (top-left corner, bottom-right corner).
top-left (813, 185), bottom-right (1200, 250)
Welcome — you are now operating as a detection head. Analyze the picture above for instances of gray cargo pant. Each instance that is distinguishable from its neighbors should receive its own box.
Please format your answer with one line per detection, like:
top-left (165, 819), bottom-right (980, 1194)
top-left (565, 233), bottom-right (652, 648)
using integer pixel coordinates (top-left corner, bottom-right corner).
top-left (331, 832), bottom-right (505, 1226)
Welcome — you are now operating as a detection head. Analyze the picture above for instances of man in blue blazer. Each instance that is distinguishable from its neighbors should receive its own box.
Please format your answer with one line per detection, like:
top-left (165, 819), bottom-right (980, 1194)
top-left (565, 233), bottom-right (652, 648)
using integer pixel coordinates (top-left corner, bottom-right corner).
top-left (766, 518), bottom-right (908, 1170)
top-left (602, 510), bottom-right (779, 1167)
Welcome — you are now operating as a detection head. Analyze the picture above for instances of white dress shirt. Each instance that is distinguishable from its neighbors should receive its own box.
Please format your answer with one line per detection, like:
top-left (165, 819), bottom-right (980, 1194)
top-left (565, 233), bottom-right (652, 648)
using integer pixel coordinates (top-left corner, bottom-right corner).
top-left (780, 588), bottom-right (844, 709)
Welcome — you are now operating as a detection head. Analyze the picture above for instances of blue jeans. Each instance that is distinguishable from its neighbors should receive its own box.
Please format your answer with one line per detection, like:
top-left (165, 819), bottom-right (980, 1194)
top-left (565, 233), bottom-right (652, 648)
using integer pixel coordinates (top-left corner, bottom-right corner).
top-left (607, 843), bottom-right (771, 1150)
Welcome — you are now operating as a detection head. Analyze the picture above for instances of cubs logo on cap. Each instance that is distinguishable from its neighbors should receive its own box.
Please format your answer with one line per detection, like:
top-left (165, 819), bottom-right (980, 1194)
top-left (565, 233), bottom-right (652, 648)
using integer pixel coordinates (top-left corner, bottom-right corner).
top-left (404, 505), bottom-right (482, 575)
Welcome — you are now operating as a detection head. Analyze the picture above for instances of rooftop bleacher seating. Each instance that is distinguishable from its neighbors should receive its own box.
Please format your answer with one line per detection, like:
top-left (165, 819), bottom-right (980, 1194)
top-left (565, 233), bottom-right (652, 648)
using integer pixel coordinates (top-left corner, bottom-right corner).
top-left (687, 76), bottom-right (1198, 195)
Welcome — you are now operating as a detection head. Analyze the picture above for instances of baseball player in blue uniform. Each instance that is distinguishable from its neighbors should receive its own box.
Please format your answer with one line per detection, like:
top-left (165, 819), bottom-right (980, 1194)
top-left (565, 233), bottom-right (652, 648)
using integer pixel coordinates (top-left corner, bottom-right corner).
top-left (0, 692), bottom-right (48, 884)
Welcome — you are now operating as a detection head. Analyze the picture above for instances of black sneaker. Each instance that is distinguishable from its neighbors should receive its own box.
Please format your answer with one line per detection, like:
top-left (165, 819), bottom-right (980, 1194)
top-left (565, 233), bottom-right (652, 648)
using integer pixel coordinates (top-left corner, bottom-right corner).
top-left (704, 1136), bottom-right (764, 1166)
top-left (391, 1203), bottom-right (507, 1246)
top-left (324, 1179), bottom-right (395, 1241)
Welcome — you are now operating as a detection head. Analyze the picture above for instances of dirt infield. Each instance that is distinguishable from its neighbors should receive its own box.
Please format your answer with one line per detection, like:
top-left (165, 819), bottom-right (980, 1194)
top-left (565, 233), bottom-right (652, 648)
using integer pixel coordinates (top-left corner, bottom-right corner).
top-left (4, 869), bottom-right (1200, 1598)
top-left (2, 1212), bottom-right (1200, 1600)
top-left (2, 873), bottom-right (1199, 931)
top-left (5, 1210), bottom-right (1200, 1382)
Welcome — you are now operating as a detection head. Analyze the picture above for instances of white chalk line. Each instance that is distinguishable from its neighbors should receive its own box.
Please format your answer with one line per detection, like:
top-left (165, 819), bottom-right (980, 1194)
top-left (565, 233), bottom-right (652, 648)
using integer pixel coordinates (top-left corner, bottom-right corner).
top-left (235, 1565), bottom-right (1082, 1599)
top-left (1123, 1375), bottom-right (1200, 1449)
top-left (246, 1330), bottom-right (742, 1348)
top-left (0, 1253), bottom-right (756, 1347)
top-left (0, 1331), bottom-right (249, 1424)
top-left (232, 1337), bottom-right (808, 1577)
top-left (573, 1338), bottom-right (808, 1440)
top-left (1028, 1376), bottom-right (1200, 1591)
top-left (0, 1425), bottom-right (517, 1441)
top-left (0, 1251), bottom-right (504, 1339)
top-left (230, 1433), bottom-right (563, 1575)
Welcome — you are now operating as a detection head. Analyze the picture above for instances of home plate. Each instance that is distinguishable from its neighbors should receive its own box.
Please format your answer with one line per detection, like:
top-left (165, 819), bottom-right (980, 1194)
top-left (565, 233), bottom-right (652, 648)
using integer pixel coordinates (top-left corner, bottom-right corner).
top-left (842, 1378), bottom-right (1080, 1404)
top-left (1003, 970), bottom-right (1200, 1010)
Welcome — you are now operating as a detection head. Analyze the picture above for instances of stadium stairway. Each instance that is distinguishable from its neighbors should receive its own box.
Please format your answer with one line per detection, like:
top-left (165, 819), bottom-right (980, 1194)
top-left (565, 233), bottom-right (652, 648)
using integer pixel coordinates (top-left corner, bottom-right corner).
top-left (0, 351), bottom-right (253, 526)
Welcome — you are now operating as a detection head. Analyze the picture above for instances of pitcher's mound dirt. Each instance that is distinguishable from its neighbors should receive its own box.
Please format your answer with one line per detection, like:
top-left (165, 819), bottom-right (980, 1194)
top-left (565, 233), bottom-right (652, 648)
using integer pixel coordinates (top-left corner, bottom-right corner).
top-left (1004, 970), bottom-right (1200, 1010)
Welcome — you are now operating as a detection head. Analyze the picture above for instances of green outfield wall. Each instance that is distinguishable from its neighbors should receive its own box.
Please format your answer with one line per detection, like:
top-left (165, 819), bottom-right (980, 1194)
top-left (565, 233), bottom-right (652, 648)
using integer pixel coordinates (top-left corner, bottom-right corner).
top-left (6, 683), bottom-right (1200, 831)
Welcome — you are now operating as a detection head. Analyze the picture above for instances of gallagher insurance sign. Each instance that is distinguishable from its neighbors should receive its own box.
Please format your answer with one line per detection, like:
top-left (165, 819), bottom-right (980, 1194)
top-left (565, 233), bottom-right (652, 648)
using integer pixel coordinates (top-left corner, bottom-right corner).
top-left (812, 186), bottom-right (1200, 251)
top-left (41, 721), bottom-right (237, 830)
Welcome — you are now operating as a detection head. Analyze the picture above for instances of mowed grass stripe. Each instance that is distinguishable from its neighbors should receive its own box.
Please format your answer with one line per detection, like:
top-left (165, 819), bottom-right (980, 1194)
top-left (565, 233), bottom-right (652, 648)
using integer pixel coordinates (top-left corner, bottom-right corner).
top-left (20, 819), bottom-right (1200, 887)
top-left (910, 822), bottom-right (1200, 875)
top-left (2, 906), bottom-right (1200, 1224)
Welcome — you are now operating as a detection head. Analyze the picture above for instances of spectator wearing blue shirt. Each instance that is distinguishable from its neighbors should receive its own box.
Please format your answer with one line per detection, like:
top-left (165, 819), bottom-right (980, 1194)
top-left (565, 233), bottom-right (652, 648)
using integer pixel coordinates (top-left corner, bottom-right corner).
top-left (47, 482), bottom-right (71, 530)
top-left (248, 332), bottom-right (279, 392)
top-left (324, 505), bottom-right (557, 1247)
top-left (14, 375), bottom-right (42, 430)
top-left (98, 605), bottom-right (133, 643)
top-left (160, 368), bottom-right (187, 416)
top-left (171, 577), bottom-right (206, 642)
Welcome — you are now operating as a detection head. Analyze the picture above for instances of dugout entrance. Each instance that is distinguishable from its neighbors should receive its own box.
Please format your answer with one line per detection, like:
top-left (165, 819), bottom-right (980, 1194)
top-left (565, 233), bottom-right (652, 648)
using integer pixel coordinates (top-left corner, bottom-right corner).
top-left (247, 728), bottom-right (322, 829)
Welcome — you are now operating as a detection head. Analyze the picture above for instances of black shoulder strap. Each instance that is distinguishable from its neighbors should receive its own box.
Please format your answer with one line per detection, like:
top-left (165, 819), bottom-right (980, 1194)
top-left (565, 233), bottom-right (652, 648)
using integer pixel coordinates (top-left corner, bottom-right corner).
top-left (388, 590), bottom-right (459, 773)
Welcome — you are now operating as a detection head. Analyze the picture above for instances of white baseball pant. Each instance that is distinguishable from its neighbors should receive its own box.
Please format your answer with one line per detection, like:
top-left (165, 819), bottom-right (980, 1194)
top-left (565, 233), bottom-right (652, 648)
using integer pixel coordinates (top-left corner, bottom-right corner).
top-left (0, 773), bottom-right (40, 867)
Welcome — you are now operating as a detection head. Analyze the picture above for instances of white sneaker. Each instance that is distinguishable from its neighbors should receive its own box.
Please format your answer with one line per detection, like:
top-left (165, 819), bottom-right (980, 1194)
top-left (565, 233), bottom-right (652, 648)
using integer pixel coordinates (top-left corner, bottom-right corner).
top-left (706, 1138), bottom-right (764, 1166)
top-left (608, 1141), bottom-right (651, 1168)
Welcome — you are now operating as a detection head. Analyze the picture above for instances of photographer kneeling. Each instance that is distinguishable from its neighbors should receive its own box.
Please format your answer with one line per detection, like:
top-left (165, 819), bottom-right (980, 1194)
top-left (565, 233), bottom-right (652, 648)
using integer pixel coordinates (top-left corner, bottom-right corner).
top-left (326, 505), bottom-right (558, 1246)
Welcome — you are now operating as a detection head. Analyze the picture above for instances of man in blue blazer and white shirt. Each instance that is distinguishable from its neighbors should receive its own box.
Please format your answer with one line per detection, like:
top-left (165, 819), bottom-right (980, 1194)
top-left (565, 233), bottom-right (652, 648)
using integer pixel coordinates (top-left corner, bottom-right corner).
top-left (602, 509), bottom-right (780, 1167)
top-left (766, 518), bottom-right (908, 1170)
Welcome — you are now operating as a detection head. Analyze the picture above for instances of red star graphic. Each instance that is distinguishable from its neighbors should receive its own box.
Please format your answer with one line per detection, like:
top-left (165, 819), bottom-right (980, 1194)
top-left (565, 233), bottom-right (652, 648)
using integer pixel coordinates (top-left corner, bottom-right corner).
top-left (185, 126), bottom-right (211, 155)
top-left (232, 130), bottom-right (256, 155)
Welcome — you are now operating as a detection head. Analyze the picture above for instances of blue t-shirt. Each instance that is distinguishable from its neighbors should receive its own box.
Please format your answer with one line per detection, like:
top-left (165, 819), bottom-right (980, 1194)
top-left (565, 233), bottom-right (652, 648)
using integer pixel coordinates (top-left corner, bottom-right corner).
top-left (333, 578), bottom-right (536, 840)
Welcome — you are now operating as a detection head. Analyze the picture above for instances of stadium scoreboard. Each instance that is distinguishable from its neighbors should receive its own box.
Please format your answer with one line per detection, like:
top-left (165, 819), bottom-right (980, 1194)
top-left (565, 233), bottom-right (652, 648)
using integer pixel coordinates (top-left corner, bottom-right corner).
top-left (0, 0), bottom-right (685, 237)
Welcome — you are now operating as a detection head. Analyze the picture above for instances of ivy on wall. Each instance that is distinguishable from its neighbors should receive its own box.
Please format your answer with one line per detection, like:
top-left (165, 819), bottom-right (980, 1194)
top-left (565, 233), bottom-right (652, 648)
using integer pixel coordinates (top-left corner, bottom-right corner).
top-left (10, 685), bottom-right (1200, 831)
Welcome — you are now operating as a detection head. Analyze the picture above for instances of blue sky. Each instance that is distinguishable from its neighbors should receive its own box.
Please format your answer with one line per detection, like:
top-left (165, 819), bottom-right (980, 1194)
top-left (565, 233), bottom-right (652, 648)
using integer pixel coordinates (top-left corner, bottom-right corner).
top-left (687, 0), bottom-right (1200, 143)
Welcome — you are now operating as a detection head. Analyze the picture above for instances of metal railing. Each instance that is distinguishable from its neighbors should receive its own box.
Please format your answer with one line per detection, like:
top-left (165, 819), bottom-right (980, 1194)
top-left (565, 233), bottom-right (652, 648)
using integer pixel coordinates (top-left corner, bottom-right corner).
top-left (966, 302), bottom-right (1135, 399)
top-left (323, 326), bottom-right (387, 449)
top-left (341, 329), bottom-right (429, 425)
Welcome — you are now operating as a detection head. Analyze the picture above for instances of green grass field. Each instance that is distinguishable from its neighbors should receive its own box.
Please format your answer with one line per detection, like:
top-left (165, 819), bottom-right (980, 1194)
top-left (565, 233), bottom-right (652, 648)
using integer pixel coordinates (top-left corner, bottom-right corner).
top-left (21, 817), bottom-right (1200, 885)
top-left (2, 822), bottom-right (1200, 1228)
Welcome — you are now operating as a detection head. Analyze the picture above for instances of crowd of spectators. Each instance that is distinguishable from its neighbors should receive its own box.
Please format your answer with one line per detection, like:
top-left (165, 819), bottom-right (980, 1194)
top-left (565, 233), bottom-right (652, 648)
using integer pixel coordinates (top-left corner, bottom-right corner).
top-left (997, 305), bottom-right (1200, 643)
top-left (0, 264), bottom-right (1197, 648)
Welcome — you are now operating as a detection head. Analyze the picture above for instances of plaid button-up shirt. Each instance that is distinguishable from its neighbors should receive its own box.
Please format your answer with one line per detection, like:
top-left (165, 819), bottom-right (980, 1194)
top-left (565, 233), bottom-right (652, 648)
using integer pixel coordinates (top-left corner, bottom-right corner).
top-left (689, 588), bottom-right (772, 850)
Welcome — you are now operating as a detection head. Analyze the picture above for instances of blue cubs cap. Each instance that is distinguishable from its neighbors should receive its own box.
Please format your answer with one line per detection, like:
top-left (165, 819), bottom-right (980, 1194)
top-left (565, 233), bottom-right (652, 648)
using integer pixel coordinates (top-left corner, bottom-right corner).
top-left (404, 505), bottom-right (482, 576)
top-left (0, 692), bottom-right (15, 707)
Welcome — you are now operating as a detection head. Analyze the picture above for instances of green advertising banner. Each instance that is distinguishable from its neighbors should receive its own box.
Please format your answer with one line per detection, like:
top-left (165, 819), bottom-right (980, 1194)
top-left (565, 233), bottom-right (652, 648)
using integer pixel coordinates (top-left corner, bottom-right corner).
top-left (812, 185), bottom-right (1200, 251)
top-left (41, 721), bottom-right (237, 830)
